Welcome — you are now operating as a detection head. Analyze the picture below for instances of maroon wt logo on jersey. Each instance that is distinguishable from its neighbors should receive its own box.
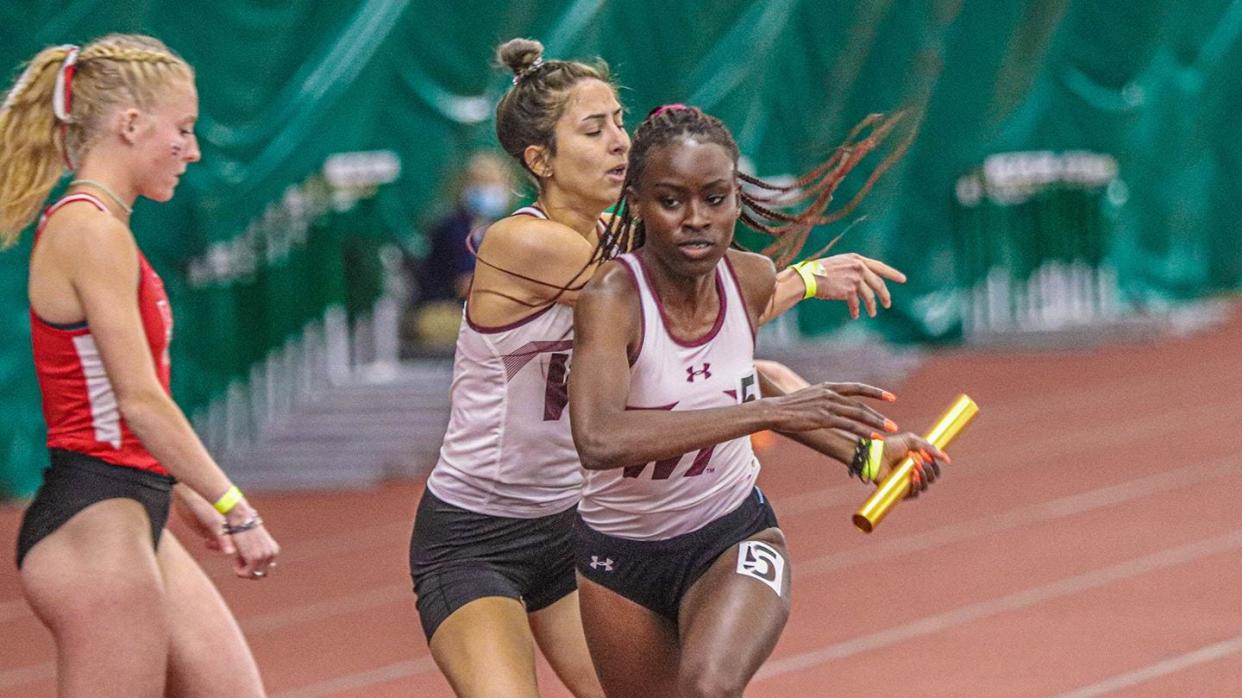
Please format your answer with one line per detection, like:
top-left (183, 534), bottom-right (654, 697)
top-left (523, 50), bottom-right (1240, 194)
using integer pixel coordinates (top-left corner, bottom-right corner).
top-left (686, 363), bottom-right (712, 382)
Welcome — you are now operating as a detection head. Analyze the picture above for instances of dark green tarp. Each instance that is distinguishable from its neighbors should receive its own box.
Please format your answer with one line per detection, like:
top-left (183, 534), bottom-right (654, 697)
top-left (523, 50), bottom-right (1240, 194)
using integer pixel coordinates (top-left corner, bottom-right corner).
top-left (2, 1), bottom-right (1239, 495)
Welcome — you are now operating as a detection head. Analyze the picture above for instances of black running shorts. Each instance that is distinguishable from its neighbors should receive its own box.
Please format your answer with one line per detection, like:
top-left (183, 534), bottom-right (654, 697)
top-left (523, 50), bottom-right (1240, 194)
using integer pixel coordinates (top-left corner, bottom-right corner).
top-left (17, 449), bottom-right (175, 569)
top-left (574, 487), bottom-right (779, 624)
top-left (409, 488), bottom-right (578, 641)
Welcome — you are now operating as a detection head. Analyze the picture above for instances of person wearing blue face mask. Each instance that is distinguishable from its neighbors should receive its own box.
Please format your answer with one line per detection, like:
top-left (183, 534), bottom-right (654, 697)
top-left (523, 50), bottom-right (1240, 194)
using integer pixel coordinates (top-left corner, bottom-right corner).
top-left (410, 151), bottom-right (515, 348)
top-left (462, 177), bottom-right (511, 223)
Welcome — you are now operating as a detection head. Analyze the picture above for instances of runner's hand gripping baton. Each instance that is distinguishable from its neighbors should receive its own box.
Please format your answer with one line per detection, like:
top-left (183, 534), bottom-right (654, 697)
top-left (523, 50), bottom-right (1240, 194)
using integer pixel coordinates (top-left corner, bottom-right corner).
top-left (853, 394), bottom-right (978, 533)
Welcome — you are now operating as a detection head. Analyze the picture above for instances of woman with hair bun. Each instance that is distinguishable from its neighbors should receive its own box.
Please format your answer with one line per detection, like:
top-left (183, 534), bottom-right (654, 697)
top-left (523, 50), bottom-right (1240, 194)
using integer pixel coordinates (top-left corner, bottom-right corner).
top-left (409, 39), bottom-right (619, 697)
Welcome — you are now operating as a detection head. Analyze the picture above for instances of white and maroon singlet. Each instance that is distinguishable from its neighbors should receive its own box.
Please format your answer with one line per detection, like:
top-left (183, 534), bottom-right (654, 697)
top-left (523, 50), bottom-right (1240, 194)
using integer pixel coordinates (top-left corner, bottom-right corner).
top-left (427, 206), bottom-right (597, 517)
top-left (30, 194), bottom-right (174, 475)
top-left (578, 251), bottom-right (762, 540)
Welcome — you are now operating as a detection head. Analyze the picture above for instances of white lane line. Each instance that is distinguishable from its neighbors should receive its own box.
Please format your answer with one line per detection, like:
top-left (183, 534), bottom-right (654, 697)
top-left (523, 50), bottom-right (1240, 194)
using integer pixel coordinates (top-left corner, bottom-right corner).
top-left (0, 598), bottom-right (30, 624)
top-left (6, 457), bottom-right (1231, 690)
top-left (231, 449), bottom-right (1242, 643)
top-left (0, 660), bottom-right (53, 690)
top-left (241, 584), bottom-right (410, 633)
top-left (201, 520), bottom-right (413, 582)
top-left (800, 455), bottom-right (1240, 576)
top-left (0, 520), bottom-right (413, 622)
top-left (755, 528), bottom-right (1242, 681)
top-left (1055, 633), bottom-right (1242, 697)
top-left (0, 585), bottom-right (419, 689)
top-left (179, 527), bottom-right (1242, 697)
top-left (273, 657), bottom-right (440, 697)
top-left (776, 398), bottom-right (1242, 519)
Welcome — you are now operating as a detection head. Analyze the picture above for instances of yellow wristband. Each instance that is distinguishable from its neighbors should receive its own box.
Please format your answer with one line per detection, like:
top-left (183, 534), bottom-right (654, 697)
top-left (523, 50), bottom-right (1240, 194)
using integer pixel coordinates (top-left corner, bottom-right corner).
top-left (861, 438), bottom-right (886, 483)
top-left (790, 260), bottom-right (822, 300)
top-left (213, 485), bottom-right (243, 515)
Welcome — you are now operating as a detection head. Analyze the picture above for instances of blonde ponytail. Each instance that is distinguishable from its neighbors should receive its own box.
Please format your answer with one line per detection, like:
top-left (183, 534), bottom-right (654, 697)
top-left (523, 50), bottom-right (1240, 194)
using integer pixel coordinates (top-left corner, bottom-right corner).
top-left (0, 34), bottom-right (192, 248)
top-left (0, 45), bottom-right (76, 248)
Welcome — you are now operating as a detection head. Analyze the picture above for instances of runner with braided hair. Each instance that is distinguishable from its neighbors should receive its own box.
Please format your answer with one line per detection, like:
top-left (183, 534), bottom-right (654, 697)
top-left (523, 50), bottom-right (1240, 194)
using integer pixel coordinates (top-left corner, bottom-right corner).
top-left (2, 34), bottom-right (276, 696)
top-left (570, 104), bottom-right (946, 696)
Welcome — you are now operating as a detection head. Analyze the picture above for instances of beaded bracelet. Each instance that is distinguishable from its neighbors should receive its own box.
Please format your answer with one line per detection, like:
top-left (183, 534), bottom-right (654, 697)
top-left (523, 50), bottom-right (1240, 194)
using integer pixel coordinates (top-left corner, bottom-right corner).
top-left (848, 437), bottom-right (886, 482)
top-left (848, 437), bottom-right (870, 479)
top-left (222, 514), bottom-right (263, 536)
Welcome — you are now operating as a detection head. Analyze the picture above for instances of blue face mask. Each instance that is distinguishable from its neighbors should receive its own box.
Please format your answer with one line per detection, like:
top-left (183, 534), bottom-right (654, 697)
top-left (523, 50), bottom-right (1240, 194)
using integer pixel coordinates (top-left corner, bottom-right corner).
top-left (462, 184), bottom-right (509, 220)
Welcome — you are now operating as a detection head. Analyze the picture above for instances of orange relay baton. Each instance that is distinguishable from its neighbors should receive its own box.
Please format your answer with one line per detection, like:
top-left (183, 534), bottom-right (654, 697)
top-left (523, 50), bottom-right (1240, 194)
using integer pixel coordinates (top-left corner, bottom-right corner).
top-left (853, 394), bottom-right (979, 533)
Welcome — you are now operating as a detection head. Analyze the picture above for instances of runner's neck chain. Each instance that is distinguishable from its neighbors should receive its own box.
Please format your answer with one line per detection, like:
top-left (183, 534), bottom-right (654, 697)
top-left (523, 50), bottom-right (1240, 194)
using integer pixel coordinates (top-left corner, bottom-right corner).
top-left (69, 179), bottom-right (134, 215)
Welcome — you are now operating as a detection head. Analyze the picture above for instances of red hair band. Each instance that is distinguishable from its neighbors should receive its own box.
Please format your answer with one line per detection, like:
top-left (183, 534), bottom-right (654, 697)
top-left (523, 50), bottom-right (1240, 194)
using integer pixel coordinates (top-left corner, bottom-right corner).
top-left (51, 45), bottom-right (80, 170)
top-left (648, 103), bottom-right (688, 119)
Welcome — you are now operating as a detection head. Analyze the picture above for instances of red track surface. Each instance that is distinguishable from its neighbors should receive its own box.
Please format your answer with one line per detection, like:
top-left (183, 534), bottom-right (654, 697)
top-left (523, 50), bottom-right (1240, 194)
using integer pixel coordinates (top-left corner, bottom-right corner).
top-left (3, 308), bottom-right (1241, 696)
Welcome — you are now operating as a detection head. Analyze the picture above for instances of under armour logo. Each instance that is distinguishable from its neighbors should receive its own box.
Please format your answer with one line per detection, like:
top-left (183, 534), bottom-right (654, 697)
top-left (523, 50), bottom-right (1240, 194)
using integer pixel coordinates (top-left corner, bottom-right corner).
top-left (686, 363), bottom-right (712, 382)
top-left (589, 555), bottom-right (615, 571)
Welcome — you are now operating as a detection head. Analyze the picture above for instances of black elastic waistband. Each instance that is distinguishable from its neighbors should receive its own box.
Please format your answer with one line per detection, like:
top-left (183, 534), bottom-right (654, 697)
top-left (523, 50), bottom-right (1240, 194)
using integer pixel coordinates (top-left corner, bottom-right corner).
top-left (48, 449), bottom-right (176, 491)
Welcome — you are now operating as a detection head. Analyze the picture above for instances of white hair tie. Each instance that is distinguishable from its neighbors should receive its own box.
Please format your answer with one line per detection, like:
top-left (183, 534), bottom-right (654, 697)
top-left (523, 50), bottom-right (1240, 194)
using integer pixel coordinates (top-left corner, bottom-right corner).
top-left (512, 57), bottom-right (544, 85)
top-left (51, 45), bottom-right (80, 122)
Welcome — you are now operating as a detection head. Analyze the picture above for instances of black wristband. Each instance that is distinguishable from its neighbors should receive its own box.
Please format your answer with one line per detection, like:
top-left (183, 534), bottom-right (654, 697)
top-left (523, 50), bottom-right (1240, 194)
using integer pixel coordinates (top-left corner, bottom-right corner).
top-left (848, 437), bottom-right (870, 479)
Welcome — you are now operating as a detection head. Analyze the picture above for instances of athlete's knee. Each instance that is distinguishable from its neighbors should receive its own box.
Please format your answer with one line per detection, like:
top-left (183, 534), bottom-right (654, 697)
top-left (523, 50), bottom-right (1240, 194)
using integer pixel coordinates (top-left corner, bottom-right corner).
top-left (677, 656), bottom-right (749, 698)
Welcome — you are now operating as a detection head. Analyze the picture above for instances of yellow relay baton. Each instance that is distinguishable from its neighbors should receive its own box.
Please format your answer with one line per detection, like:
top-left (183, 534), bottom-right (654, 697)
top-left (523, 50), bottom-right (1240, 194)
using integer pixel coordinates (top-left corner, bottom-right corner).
top-left (853, 394), bottom-right (979, 533)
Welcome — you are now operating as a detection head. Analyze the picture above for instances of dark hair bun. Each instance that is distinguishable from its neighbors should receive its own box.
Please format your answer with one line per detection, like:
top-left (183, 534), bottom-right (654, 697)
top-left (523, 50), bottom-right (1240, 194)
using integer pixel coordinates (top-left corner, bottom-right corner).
top-left (496, 38), bottom-right (544, 77)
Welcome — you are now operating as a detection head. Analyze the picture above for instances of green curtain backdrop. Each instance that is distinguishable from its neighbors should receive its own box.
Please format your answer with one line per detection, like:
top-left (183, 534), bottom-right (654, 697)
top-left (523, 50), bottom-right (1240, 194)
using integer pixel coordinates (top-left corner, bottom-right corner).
top-left (2, 0), bottom-right (1240, 495)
